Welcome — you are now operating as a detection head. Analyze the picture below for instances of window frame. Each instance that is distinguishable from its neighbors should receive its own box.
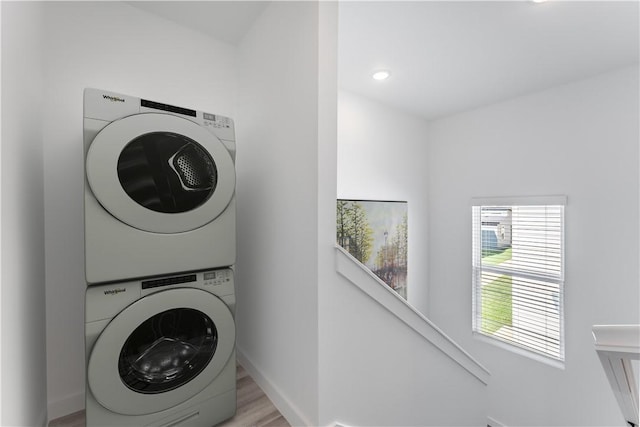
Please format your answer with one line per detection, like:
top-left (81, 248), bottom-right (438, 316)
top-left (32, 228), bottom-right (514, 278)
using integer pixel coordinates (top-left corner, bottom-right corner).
top-left (471, 196), bottom-right (566, 367)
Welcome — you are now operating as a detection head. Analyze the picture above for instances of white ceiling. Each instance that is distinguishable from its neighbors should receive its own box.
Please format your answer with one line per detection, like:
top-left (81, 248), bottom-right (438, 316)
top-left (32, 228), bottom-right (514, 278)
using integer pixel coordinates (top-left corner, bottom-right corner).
top-left (130, 1), bottom-right (639, 121)
top-left (339, 1), bottom-right (639, 120)
top-left (127, 1), bottom-right (268, 45)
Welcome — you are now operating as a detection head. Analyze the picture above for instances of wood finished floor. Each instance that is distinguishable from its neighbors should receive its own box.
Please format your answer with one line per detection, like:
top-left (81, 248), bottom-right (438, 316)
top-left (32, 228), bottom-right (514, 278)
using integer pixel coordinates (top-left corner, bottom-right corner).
top-left (48, 363), bottom-right (290, 427)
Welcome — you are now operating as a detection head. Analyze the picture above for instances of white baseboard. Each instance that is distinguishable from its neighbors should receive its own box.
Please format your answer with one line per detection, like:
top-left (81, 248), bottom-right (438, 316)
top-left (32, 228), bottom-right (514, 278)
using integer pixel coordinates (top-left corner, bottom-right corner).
top-left (236, 347), bottom-right (313, 427)
top-left (47, 390), bottom-right (84, 423)
top-left (47, 353), bottom-right (312, 425)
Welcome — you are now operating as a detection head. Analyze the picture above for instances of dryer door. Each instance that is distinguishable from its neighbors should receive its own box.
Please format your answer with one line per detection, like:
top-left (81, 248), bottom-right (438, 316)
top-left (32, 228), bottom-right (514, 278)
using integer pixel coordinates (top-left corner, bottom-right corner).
top-left (88, 288), bottom-right (235, 415)
top-left (86, 113), bottom-right (235, 234)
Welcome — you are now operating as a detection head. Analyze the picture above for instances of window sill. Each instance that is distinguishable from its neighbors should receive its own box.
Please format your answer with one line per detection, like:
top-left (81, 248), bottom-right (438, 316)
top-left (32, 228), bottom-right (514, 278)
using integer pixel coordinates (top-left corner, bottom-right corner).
top-left (473, 331), bottom-right (565, 370)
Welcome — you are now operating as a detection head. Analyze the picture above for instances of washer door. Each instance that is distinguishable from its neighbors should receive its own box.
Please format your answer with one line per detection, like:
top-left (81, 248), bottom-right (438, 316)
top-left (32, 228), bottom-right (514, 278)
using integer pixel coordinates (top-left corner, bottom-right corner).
top-left (86, 113), bottom-right (235, 234)
top-left (88, 288), bottom-right (235, 415)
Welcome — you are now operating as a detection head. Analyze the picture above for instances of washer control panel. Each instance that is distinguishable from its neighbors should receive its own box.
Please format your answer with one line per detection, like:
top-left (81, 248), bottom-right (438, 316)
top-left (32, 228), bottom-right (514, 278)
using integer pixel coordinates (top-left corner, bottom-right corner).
top-left (203, 113), bottom-right (232, 129)
top-left (204, 269), bottom-right (232, 286)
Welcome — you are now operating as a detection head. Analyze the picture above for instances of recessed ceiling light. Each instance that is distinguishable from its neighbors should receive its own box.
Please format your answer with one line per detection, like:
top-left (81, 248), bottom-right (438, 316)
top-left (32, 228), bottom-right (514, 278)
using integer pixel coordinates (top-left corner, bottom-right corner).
top-left (372, 70), bottom-right (390, 81)
top-left (531, 0), bottom-right (548, 3)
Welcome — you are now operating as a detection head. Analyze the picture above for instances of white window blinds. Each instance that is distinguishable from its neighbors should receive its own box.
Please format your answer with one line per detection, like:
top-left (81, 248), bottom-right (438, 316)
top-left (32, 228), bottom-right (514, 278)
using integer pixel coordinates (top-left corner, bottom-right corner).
top-left (472, 197), bottom-right (565, 362)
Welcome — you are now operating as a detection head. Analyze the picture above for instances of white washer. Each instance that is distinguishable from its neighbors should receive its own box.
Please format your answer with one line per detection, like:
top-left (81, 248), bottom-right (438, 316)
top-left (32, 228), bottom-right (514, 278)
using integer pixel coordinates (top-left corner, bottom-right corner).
top-left (84, 88), bottom-right (236, 285)
top-left (85, 268), bottom-right (236, 426)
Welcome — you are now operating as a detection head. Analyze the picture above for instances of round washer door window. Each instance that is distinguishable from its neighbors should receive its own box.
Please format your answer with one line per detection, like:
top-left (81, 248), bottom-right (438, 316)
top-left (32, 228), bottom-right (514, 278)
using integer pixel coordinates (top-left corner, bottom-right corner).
top-left (118, 307), bottom-right (217, 394)
top-left (86, 113), bottom-right (235, 234)
top-left (88, 288), bottom-right (235, 415)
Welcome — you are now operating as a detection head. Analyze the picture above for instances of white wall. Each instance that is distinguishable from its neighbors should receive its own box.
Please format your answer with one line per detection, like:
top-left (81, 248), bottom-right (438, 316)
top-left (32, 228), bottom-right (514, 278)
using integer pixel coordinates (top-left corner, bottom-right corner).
top-left (40, 2), bottom-right (238, 420)
top-left (328, 91), bottom-right (490, 426)
top-left (1, 2), bottom-right (48, 425)
top-left (235, 3), bottom-right (323, 424)
top-left (427, 66), bottom-right (639, 426)
top-left (337, 91), bottom-right (430, 314)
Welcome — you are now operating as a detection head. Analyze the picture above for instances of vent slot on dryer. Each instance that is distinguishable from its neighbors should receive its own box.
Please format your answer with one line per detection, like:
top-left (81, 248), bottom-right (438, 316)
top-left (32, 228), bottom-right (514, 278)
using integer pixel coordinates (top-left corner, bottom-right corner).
top-left (141, 99), bottom-right (197, 117)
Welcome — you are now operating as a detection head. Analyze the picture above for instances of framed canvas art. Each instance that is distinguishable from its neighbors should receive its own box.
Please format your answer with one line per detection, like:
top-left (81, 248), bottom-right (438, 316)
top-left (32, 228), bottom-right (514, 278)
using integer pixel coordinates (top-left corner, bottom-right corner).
top-left (337, 199), bottom-right (408, 299)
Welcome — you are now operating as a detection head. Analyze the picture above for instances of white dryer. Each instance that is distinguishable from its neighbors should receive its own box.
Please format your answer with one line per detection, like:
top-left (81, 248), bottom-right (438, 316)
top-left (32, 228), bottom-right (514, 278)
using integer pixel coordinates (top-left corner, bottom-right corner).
top-left (85, 269), bottom-right (236, 426)
top-left (84, 89), bottom-right (236, 284)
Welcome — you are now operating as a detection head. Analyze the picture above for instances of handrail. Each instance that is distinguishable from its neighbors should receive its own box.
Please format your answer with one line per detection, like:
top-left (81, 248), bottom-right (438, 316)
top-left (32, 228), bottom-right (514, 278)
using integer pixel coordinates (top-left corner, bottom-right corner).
top-left (335, 245), bottom-right (490, 385)
top-left (593, 324), bottom-right (640, 427)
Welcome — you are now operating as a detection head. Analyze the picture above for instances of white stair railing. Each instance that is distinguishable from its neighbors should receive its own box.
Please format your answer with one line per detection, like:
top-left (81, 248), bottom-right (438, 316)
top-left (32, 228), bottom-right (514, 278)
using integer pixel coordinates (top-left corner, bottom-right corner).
top-left (335, 245), bottom-right (490, 385)
top-left (593, 324), bottom-right (640, 427)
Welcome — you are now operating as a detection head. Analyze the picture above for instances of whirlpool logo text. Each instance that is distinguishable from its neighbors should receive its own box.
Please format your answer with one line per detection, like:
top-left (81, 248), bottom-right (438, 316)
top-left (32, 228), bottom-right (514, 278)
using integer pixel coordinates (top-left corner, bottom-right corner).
top-left (104, 288), bottom-right (126, 296)
top-left (103, 94), bottom-right (125, 103)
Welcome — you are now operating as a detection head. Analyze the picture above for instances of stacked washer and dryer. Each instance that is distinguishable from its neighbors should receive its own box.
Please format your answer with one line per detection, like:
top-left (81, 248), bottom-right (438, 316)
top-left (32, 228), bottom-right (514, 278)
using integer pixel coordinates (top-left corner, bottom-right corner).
top-left (83, 89), bottom-right (237, 426)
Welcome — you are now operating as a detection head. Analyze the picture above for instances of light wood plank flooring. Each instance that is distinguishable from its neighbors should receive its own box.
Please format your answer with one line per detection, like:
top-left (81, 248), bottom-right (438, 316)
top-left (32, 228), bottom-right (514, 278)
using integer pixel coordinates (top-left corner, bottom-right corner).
top-left (49, 363), bottom-right (290, 427)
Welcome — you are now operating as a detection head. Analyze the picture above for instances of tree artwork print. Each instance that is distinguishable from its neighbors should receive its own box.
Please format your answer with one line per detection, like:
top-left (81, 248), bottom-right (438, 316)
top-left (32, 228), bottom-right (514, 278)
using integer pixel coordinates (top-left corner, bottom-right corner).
top-left (337, 200), bottom-right (408, 299)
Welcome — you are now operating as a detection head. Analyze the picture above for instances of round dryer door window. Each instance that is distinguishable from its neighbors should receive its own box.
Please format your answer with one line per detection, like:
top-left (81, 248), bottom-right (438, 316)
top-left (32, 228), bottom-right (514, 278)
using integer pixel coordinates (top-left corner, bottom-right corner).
top-left (86, 113), bottom-right (235, 234)
top-left (117, 132), bottom-right (218, 214)
top-left (87, 288), bottom-right (235, 416)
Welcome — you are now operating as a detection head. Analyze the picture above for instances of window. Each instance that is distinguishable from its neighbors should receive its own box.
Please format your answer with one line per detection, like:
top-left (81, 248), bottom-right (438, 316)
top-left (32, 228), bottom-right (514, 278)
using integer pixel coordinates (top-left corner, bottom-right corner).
top-left (472, 196), bottom-right (566, 363)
